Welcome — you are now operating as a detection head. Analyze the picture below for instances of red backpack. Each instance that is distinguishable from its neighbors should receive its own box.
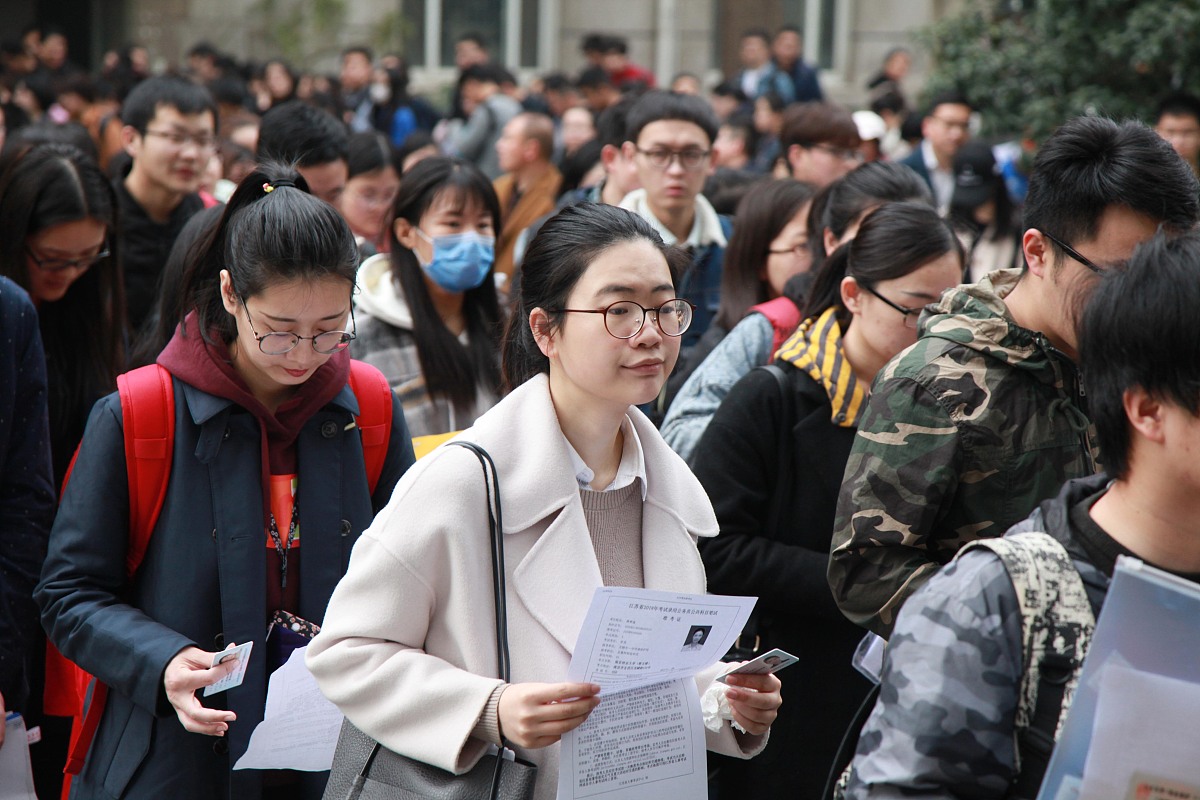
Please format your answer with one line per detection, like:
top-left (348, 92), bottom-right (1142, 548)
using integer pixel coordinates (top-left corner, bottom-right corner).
top-left (749, 295), bottom-right (804, 359)
top-left (46, 360), bottom-right (393, 792)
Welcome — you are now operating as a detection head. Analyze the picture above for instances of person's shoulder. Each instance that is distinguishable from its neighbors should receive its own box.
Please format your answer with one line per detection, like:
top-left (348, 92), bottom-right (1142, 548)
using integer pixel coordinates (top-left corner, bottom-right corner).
top-left (0, 275), bottom-right (35, 319)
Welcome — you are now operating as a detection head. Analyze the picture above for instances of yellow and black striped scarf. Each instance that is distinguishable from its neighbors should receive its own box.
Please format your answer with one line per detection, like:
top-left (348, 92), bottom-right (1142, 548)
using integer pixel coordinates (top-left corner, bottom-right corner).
top-left (775, 307), bottom-right (868, 428)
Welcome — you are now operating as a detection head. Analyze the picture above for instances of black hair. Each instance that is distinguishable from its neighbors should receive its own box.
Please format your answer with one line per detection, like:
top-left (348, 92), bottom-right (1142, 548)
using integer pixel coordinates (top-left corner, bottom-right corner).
top-left (1155, 92), bottom-right (1200, 126)
top-left (347, 131), bottom-right (395, 180)
top-left (870, 89), bottom-right (907, 116)
top-left (257, 99), bottom-right (349, 167)
top-left (502, 203), bottom-right (689, 391)
top-left (741, 27), bottom-right (772, 45)
top-left (713, 178), bottom-right (815, 330)
top-left (456, 31), bottom-right (487, 49)
top-left (923, 89), bottom-right (973, 116)
top-left (602, 37), bottom-right (629, 56)
top-left (808, 160), bottom-right (933, 271)
top-left (594, 96), bottom-right (636, 150)
top-left (702, 168), bottom-right (765, 216)
top-left (187, 41), bottom-right (220, 59)
top-left (396, 130), bottom-right (436, 170)
top-left (120, 75), bottom-right (217, 133)
top-left (1023, 117), bottom-right (1200, 268)
top-left (1079, 230), bottom-right (1200, 480)
top-left (342, 45), bottom-right (374, 63)
top-left (208, 75), bottom-right (251, 107)
top-left (625, 90), bottom-right (719, 146)
top-left (558, 138), bottom-right (603, 197)
top-left (0, 143), bottom-right (126, 477)
top-left (178, 161), bottom-right (359, 345)
top-left (460, 63), bottom-right (510, 87)
top-left (541, 72), bottom-right (573, 94)
top-left (581, 33), bottom-right (608, 55)
top-left (576, 66), bottom-right (616, 91)
top-left (387, 157), bottom-right (503, 408)
top-left (712, 81), bottom-right (749, 103)
top-left (721, 111), bottom-right (759, 159)
top-left (780, 101), bottom-right (859, 152)
top-left (804, 201), bottom-right (963, 330)
top-left (3, 120), bottom-right (98, 162)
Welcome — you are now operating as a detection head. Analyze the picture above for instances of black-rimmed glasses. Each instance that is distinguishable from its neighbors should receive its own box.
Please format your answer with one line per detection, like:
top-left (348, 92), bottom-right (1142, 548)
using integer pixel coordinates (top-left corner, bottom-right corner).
top-left (550, 299), bottom-right (695, 339)
top-left (863, 285), bottom-right (921, 329)
top-left (1040, 231), bottom-right (1104, 275)
top-left (635, 148), bottom-right (711, 171)
top-left (240, 299), bottom-right (357, 354)
top-left (26, 244), bottom-right (110, 273)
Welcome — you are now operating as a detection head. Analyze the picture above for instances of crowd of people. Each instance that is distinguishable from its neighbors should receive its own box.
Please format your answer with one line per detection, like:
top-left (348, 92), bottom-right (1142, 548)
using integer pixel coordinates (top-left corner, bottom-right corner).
top-left (3, 17), bottom-right (1200, 800)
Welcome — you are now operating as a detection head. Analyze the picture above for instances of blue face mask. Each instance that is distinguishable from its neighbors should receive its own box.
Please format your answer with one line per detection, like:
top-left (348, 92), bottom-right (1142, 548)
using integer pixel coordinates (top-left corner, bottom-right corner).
top-left (415, 230), bottom-right (495, 293)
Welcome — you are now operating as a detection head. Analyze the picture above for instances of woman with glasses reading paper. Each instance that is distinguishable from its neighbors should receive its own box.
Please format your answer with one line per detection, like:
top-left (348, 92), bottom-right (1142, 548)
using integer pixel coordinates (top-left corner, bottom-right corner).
top-left (36, 163), bottom-right (416, 800)
top-left (308, 203), bottom-right (782, 800)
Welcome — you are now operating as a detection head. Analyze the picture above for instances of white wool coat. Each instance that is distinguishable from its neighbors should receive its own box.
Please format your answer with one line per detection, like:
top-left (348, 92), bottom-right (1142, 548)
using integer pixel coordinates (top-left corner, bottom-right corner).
top-left (307, 374), bottom-right (765, 799)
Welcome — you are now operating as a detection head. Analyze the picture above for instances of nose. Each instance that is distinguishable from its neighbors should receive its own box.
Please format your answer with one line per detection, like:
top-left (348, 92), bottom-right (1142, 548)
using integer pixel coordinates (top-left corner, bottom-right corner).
top-left (665, 155), bottom-right (687, 176)
top-left (632, 310), bottom-right (665, 345)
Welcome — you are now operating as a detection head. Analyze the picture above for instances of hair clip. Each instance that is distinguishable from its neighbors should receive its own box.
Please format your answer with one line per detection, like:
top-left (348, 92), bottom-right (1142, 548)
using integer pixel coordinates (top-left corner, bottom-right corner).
top-left (263, 182), bottom-right (274, 193)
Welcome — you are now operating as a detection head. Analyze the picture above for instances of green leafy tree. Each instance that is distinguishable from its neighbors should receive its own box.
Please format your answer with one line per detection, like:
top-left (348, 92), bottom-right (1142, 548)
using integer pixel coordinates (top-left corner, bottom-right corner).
top-left (917, 0), bottom-right (1200, 140)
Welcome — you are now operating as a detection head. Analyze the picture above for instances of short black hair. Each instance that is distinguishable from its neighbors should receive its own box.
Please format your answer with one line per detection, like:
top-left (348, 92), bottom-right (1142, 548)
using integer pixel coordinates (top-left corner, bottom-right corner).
top-left (577, 66), bottom-right (616, 91)
top-left (456, 31), bottom-right (487, 49)
top-left (625, 90), bottom-right (719, 146)
top-left (257, 99), bottom-right (349, 167)
top-left (742, 27), bottom-right (771, 45)
top-left (1080, 230), bottom-right (1200, 479)
top-left (595, 96), bottom-right (635, 149)
top-left (924, 90), bottom-right (973, 116)
top-left (1023, 116), bottom-right (1200, 263)
top-left (1155, 92), bottom-right (1200, 126)
top-left (460, 62), bottom-right (510, 87)
top-left (541, 72), bottom-right (573, 94)
top-left (342, 45), bottom-right (373, 62)
top-left (120, 76), bottom-right (217, 133)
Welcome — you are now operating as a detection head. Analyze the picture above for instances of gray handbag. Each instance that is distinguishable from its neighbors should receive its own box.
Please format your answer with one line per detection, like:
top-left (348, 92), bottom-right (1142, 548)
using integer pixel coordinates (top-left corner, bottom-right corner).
top-left (322, 442), bottom-right (538, 800)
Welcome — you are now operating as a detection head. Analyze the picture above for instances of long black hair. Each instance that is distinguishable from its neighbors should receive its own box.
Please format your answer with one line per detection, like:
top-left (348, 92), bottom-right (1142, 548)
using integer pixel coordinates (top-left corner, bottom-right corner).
top-left (503, 203), bottom-right (689, 391)
top-left (0, 142), bottom-right (126, 479)
top-left (178, 161), bottom-right (359, 344)
top-left (387, 156), bottom-right (502, 408)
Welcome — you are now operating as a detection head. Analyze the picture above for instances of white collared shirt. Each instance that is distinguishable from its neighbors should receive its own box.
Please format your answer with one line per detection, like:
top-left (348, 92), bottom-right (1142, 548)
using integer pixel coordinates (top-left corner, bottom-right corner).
top-left (563, 415), bottom-right (648, 500)
top-left (618, 189), bottom-right (728, 249)
top-left (921, 138), bottom-right (956, 213)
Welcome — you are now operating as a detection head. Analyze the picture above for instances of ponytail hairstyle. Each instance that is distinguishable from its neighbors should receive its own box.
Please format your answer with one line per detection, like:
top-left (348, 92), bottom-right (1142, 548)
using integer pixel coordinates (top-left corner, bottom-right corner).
top-left (805, 160), bottom-right (934, 275)
top-left (502, 202), bottom-right (689, 391)
top-left (178, 161), bottom-right (359, 344)
top-left (387, 156), bottom-right (502, 409)
top-left (0, 142), bottom-right (126, 476)
top-left (804, 201), bottom-right (963, 329)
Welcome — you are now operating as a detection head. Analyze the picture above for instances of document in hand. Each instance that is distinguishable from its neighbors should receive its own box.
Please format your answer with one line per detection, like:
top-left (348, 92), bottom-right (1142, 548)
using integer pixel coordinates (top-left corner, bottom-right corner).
top-left (559, 587), bottom-right (756, 800)
top-left (0, 713), bottom-right (37, 800)
top-left (1038, 556), bottom-right (1200, 800)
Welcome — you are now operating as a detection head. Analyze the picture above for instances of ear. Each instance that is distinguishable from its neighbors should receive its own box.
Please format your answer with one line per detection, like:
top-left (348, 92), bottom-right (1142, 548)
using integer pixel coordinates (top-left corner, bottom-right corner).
top-left (1023, 229), bottom-right (1052, 278)
top-left (1123, 386), bottom-right (1167, 445)
top-left (393, 217), bottom-right (420, 251)
top-left (121, 124), bottom-right (142, 159)
top-left (823, 226), bottom-right (840, 256)
top-left (600, 143), bottom-right (620, 170)
top-left (786, 143), bottom-right (805, 178)
top-left (621, 141), bottom-right (638, 164)
top-left (529, 307), bottom-right (556, 359)
top-left (219, 269), bottom-right (240, 315)
top-left (841, 276), bottom-right (863, 314)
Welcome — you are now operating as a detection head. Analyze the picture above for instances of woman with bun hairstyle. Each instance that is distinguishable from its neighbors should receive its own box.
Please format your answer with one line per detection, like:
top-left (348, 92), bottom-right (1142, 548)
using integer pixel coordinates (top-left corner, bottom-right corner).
top-left (309, 202), bottom-right (782, 800)
top-left (351, 155), bottom-right (503, 437)
top-left (693, 202), bottom-right (962, 799)
top-left (36, 163), bottom-right (416, 800)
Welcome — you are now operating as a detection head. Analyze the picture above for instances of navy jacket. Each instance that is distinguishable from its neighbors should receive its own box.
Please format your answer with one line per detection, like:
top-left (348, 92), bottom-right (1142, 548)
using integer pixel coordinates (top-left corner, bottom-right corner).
top-left (678, 214), bottom-right (733, 354)
top-left (36, 375), bottom-right (414, 800)
top-left (0, 277), bottom-right (55, 713)
top-left (899, 147), bottom-right (934, 196)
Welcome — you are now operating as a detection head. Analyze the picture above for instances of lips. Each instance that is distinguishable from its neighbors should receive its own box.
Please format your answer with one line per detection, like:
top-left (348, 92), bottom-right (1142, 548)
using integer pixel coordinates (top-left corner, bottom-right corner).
top-left (283, 367), bottom-right (309, 378)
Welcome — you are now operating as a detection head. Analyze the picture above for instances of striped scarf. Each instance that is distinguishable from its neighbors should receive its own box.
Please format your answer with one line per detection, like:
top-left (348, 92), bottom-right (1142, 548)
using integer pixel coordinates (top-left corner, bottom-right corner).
top-left (775, 306), bottom-right (868, 428)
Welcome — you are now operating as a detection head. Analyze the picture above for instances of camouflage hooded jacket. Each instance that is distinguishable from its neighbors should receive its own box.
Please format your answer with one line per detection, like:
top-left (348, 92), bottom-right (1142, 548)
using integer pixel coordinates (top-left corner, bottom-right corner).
top-left (829, 269), bottom-right (1100, 638)
top-left (842, 474), bottom-right (1111, 799)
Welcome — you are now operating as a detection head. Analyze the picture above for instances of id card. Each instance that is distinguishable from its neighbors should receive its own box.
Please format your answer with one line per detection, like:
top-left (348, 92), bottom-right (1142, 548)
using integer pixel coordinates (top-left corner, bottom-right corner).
top-left (203, 641), bottom-right (253, 697)
top-left (715, 648), bottom-right (798, 684)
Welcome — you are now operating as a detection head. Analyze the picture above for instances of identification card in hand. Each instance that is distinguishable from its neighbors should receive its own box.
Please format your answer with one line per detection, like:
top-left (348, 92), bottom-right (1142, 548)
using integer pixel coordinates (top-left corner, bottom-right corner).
top-left (203, 641), bottom-right (253, 696)
top-left (715, 648), bottom-right (798, 684)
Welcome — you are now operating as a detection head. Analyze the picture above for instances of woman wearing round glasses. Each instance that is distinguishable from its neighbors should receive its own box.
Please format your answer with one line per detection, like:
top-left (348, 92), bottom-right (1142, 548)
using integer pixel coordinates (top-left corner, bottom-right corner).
top-left (37, 163), bottom-right (416, 799)
top-left (309, 203), bottom-right (782, 800)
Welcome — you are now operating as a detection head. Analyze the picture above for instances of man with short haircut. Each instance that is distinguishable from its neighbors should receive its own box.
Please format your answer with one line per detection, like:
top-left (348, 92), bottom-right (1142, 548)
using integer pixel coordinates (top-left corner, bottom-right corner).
top-left (116, 76), bottom-right (217, 331)
top-left (733, 28), bottom-right (794, 104)
top-left (493, 113), bottom-right (562, 282)
top-left (830, 116), bottom-right (1200, 638)
top-left (601, 36), bottom-right (655, 90)
top-left (339, 46), bottom-right (376, 133)
top-left (843, 229), bottom-right (1200, 798)
top-left (1154, 92), bottom-right (1200, 176)
top-left (772, 25), bottom-right (822, 103)
top-left (620, 90), bottom-right (729, 353)
top-left (900, 91), bottom-right (973, 211)
top-left (257, 99), bottom-right (350, 207)
top-left (449, 32), bottom-right (490, 122)
top-left (779, 101), bottom-right (861, 187)
top-left (449, 63), bottom-right (523, 180)
top-left (577, 66), bottom-right (622, 115)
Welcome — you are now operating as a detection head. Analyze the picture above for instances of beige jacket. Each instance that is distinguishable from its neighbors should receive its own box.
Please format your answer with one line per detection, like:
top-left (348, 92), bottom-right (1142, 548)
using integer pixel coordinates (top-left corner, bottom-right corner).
top-left (307, 374), bottom-right (764, 798)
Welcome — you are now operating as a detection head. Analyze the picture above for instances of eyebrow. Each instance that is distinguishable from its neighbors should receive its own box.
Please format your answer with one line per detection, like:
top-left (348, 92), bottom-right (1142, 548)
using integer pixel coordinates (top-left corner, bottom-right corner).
top-left (897, 290), bottom-right (943, 302)
top-left (261, 308), bottom-right (348, 323)
top-left (595, 283), bottom-right (676, 296)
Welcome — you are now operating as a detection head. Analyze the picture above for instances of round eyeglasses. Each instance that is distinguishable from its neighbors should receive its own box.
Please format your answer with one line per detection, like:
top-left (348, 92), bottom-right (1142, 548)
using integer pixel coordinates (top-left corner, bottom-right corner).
top-left (550, 299), bottom-right (695, 339)
top-left (241, 298), bottom-right (357, 354)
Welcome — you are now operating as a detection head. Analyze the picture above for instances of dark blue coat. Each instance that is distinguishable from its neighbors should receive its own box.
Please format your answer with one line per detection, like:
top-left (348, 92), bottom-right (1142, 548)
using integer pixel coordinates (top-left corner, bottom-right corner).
top-left (36, 375), bottom-right (414, 800)
top-left (899, 147), bottom-right (934, 196)
top-left (678, 214), bottom-right (733, 354)
top-left (0, 277), bottom-right (55, 713)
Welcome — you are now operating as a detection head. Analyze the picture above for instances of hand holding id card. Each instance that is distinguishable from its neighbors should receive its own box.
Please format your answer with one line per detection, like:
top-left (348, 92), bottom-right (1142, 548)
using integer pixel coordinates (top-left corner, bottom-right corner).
top-left (204, 641), bottom-right (253, 696)
top-left (715, 648), bottom-right (798, 684)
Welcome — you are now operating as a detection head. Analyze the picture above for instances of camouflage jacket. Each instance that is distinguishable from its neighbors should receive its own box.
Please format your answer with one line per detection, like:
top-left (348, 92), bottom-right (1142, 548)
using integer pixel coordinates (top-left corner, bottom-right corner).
top-left (842, 475), bottom-right (1111, 799)
top-left (829, 269), bottom-right (1100, 637)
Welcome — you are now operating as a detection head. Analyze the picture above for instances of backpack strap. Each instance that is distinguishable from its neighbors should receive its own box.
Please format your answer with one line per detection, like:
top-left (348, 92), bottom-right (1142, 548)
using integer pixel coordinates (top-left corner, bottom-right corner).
top-left (117, 364), bottom-right (176, 575)
top-left (960, 532), bottom-right (1095, 798)
top-left (749, 296), bottom-right (803, 358)
top-left (349, 359), bottom-right (393, 495)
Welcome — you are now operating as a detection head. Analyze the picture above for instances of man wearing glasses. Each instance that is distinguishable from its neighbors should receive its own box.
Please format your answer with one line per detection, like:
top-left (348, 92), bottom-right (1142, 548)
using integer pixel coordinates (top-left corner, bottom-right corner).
top-left (830, 116), bottom-right (1200, 640)
top-left (117, 76), bottom-right (217, 332)
top-left (899, 90), bottom-right (974, 212)
top-left (780, 101), bottom-right (862, 187)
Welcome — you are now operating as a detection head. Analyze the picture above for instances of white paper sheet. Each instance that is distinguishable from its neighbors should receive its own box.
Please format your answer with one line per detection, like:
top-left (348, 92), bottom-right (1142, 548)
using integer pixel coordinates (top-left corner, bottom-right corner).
top-left (0, 714), bottom-right (37, 800)
top-left (233, 646), bottom-right (344, 771)
top-left (1078, 664), bottom-right (1200, 798)
top-left (558, 587), bottom-right (756, 799)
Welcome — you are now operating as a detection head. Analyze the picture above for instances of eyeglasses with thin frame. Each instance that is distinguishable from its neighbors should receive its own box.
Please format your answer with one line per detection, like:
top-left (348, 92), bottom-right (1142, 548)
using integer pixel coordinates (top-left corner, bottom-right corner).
top-left (863, 284), bottom-right (921, 329)
top-left (768, 239), bottom-right (809, 257)
top-left (143, 128), bottom-right (218, 152)
top-left (25, 244), bottom-right (110, 273)
top-left (635, 147), bottom-right (712, 171)
top-left (810, 143), bottom-right (864, 163)
top-left (240, 298), bottom-right (357, 354)
top-left (1039, 230), bottom-right (1104, 275)
top-left (550, 299), bottom-right (695, 339)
